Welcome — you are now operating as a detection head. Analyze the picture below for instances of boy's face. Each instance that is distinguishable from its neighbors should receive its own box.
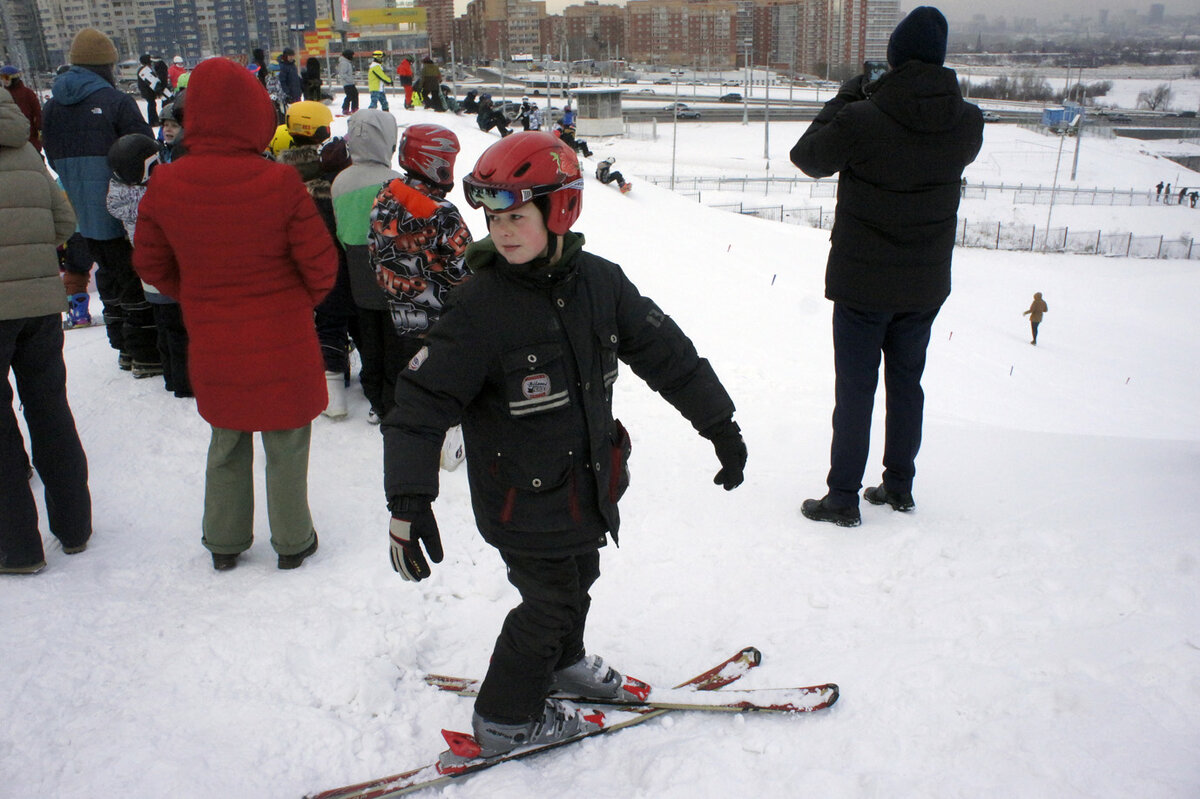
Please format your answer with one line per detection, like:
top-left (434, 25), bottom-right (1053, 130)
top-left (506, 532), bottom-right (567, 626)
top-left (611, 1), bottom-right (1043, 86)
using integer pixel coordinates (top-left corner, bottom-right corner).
top-left (485, 202), bottom-right (548, 265)
top-left (162, 119), bottom-right (181, 143)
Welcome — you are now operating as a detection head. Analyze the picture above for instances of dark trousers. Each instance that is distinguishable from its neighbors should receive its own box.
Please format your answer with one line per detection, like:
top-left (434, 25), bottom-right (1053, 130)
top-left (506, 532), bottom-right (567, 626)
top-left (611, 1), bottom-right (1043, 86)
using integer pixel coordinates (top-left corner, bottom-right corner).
top-left (152, 302), bottom-right (191, 394)
top-left (0, 315), bottom-right (91, 567)
top-left (86, 237), bottom-right (158, 363)
top-left (354, 308), bottom-right (420, 417)
top-left (342, 84), bottom-right (359, 115)
top-left (315, 253), bottom-right (355, 376)
top-left (827, 303), bottom-right (939, 506)
top-left (1030, 320), bottom-right (1041, 344)
top-left (475, 549), bottom-right (601, 723)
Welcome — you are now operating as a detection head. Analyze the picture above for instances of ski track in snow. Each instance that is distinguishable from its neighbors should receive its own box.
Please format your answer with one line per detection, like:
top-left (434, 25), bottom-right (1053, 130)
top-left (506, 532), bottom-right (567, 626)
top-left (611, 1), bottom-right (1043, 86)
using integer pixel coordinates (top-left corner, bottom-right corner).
top-left (4, 82), bottom-right (1200, 798)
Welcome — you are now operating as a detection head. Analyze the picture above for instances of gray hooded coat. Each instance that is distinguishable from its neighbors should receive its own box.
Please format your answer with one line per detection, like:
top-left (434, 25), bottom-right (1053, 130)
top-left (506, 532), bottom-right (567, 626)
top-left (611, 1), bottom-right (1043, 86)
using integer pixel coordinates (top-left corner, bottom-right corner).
top-left (330, 110), bottom-right (402, 309)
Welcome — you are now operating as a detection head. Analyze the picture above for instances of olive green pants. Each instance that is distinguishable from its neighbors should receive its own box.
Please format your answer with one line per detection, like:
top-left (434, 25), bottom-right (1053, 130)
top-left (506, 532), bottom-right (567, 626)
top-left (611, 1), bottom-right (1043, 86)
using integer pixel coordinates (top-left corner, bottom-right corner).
top-left (201, 425), bottom-right (315, 556)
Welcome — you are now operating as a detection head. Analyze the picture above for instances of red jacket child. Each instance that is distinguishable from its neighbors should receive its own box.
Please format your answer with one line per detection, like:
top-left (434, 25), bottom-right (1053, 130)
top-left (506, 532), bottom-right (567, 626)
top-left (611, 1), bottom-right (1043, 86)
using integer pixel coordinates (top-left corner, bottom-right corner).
top-left (133, 57), bottom-right (337, 432)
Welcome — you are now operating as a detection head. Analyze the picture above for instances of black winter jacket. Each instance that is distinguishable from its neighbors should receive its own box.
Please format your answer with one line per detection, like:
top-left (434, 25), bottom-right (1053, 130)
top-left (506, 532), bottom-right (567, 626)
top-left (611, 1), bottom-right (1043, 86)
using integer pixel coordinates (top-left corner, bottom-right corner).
top-left (790, 61), bottom-right (983, 312)
top-left (382, 233), bottom-right (736, 556)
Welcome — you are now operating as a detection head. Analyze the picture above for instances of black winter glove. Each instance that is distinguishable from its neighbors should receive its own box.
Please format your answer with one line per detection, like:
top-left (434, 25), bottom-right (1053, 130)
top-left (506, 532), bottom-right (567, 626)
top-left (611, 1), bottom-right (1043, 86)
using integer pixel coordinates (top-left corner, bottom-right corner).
top-left (835, 74), bottom-right (869, 103)
top-left (703, 419), bottom-right (747, 491)
top-left (388, 497), bottom-right (443, 581)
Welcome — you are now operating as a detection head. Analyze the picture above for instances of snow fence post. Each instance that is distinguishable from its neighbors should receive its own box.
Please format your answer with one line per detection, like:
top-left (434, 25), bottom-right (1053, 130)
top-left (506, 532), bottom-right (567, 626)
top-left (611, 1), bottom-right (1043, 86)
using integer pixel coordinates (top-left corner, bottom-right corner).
top-left (1030, 225), bottom-right (1036, 251)
top-left (1157, 236), bottom-right (1164, 259)
top-left (996, 222), bottom-right (1001, 250)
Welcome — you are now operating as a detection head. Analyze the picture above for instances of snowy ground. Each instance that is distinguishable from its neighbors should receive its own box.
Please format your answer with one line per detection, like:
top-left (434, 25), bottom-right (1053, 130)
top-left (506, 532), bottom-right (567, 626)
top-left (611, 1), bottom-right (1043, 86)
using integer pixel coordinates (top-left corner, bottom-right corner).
top-left (5, 95), bottom-right (1200, 799)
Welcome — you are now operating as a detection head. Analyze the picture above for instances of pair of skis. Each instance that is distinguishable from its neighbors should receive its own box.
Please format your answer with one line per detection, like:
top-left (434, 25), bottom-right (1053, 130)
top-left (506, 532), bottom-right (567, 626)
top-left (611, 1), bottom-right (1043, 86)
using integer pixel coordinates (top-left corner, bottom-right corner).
top-left (305, 647), bottom-right (838, 799)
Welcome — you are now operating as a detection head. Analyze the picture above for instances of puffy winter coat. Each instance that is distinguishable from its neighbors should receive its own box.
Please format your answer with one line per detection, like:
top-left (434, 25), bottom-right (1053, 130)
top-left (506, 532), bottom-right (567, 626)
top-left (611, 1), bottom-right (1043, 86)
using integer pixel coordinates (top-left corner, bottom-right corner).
top-left (331, 110), bottom-right (402, 309)
top-left (133, 57), bottom-right (337, 432)
top-left (0, 88), bottom-right (76, 321)
top-left (790, 61), bottom-right (983, 313)
top-left (278, 58), bottom-right (302, 103)
top-left (4, 80), bottom-right (43, 152)
top-left (42, 67), bottom-right (153, 240)
top-left (382, 233), bottom-right (736, 556)
top-left (367, 61), bottom-right (392, 93)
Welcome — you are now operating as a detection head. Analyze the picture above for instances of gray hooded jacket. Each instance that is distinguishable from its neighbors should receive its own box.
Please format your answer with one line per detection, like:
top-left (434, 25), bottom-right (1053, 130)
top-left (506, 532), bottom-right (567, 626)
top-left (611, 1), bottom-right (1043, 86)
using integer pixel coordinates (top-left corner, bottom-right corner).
top-left (331, 109), bottom-right (402, 309)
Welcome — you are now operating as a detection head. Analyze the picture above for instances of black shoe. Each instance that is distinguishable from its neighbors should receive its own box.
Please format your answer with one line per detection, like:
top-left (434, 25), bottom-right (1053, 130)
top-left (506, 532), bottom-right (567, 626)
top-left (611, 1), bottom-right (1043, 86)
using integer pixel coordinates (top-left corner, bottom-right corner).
top-left (1, 559), bottom-right (47, 574)
top-left (278, 533), bottom-right (318, 570)
top-left (62, 540), bottom-right (89, 555)
top-left (863, 485), bottom-right (915, 512)
top-left (801, 496), bottom-right (861, 527)
top-left (118, 352), bottom-right (133, 371)
top-left (212, 552), bottom-right (238, 571)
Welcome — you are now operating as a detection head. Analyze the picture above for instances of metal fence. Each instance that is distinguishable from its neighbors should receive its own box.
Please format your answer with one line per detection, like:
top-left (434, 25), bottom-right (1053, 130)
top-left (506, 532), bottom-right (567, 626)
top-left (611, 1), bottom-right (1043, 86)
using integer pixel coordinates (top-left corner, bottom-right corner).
top-left (645, 176), bottom-right (1200, 260)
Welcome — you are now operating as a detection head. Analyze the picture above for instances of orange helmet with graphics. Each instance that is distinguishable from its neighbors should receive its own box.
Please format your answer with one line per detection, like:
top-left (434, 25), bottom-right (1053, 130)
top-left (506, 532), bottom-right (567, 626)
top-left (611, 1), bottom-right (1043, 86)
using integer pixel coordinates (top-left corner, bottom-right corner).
top-left (398, 123), bottom-right (460, 189)
top-left (462, 131), bottom-right (583, 235)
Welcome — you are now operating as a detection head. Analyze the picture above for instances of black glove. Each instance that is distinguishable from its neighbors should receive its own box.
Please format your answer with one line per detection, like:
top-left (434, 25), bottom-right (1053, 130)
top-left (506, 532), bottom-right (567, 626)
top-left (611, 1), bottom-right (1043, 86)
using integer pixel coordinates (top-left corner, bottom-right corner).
top-left (835, 74), bottom-right (868, 103)
top-left (703, 419), bottom-right (747, 491)
top-left (388, 497), bottom-right (443, 581)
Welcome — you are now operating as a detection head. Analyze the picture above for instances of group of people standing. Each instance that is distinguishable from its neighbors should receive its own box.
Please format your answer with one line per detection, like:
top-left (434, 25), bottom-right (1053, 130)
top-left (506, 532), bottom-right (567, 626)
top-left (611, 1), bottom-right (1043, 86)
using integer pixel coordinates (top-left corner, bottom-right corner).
top-left (1154, 180), bottom-right (1199, 207)
top-left (3, 4), bottom-right (1014, 774)
top-left (351, 50), bottom-right (447, 115)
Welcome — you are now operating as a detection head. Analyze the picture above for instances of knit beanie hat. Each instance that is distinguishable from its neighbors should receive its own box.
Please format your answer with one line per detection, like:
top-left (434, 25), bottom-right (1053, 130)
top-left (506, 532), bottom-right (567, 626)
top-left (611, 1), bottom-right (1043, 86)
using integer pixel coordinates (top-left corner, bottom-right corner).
top-left (887, 6), bottom-right (948, 68)
top-left (69, 28), bottom-right (119, 66)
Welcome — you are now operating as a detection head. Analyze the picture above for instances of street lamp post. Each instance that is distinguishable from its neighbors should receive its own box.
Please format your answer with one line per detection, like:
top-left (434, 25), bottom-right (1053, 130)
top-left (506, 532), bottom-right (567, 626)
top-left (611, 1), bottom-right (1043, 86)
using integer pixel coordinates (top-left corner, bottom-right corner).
top-left (742, 39), bottom-right (751, 126)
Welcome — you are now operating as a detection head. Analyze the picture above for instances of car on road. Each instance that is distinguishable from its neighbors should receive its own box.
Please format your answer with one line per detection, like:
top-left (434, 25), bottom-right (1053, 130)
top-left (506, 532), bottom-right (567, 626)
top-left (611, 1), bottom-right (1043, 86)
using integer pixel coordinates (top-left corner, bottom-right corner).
top-left (636, 88), bottom-right (656, 94)
top-left (981, 111), bottom-right (1000, 122)
top-left (719, 92), bottom-right (742, 103)
top-left (619, 78), bottom-right (638, 84)
top-left (676, 109), bottom-right (701, 119)
top-left (662, 102), bottom-right (690, 111)
top-left (654, 77), bottom-right (672, 85)
top-left (1108, 113), bottom-right (1133, 123)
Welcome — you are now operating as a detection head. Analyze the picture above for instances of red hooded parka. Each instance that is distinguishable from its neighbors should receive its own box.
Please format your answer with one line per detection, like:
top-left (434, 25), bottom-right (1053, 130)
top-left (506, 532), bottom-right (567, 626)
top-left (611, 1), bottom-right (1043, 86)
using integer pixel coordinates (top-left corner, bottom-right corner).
top-left (134, 57), bottom-right (337, 431)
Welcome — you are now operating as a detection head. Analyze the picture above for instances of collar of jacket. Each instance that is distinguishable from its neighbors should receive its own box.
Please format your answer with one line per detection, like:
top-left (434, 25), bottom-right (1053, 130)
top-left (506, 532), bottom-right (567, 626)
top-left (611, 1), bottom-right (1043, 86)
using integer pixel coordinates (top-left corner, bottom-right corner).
top-left (466, 230), bottom-right (585, 288)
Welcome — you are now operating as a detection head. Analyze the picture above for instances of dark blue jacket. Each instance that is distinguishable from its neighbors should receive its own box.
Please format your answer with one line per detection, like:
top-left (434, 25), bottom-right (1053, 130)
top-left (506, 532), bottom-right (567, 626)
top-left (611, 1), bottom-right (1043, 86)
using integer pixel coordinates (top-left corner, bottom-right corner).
top-left (278, 60), bottom-right (302, 103)
top-left (791, 62), bottom-right (983, 312)
top-left (42, 67), bottom-right (153, 240)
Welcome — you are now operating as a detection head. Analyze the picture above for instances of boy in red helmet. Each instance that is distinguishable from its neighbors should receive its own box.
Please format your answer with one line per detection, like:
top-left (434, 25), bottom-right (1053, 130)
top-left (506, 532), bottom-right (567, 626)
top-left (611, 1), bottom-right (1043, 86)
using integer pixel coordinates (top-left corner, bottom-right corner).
top-left (381, 131), bottom-right (747, 757)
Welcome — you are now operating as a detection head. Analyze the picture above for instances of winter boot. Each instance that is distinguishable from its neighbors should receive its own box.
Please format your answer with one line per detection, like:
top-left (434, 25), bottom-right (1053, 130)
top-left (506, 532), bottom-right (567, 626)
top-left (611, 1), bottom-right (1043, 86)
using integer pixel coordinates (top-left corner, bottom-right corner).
top-left (863, 485), bottom-right (915, 512)
top-left (322, 371), bottom-right (348, 419)
top-left (132, 359), bottom-right (164, 379)
top-left (63, 293), bottom-right (93, 329)
top-left (619, 182), bottom-right (632, 194)
top-left (551, 654), bottom-right (648, 702)
top-left (470, 698), bottom-right (602, 757)
top-left (118, 352), bottom-right (133, 371)
top-left (800, 495), bottom-right (861, 527)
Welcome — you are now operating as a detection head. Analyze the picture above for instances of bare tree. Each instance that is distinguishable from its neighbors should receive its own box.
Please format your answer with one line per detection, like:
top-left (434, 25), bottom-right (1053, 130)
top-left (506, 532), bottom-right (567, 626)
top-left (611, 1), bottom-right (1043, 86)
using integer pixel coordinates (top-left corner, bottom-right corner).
top-left (1137, 83), bottom-right (1172, 111)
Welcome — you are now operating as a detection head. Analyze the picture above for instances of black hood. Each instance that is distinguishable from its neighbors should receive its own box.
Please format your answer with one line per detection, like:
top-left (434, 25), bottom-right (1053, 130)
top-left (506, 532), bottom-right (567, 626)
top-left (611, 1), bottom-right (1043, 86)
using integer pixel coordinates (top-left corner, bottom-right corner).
top-left (869, 61), bottom-right (966, 134)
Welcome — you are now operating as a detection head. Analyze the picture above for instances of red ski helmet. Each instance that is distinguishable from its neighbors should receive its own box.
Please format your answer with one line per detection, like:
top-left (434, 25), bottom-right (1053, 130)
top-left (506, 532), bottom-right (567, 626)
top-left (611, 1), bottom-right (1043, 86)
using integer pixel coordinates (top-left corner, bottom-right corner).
top-left (398, 123), bottom-right (460, 188)
top-left (462, 131), bottom-right (583, 235)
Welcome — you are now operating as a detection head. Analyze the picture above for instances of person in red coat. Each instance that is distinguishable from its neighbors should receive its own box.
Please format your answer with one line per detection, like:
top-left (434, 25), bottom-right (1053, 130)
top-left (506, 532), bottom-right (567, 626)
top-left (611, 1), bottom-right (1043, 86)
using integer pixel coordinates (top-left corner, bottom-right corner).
top-left (133, 56), bottom-right (338, 572)
top-left (1, 65), bottom-right (43, 153)
top-left (396, 57), bottom-right (414, 109)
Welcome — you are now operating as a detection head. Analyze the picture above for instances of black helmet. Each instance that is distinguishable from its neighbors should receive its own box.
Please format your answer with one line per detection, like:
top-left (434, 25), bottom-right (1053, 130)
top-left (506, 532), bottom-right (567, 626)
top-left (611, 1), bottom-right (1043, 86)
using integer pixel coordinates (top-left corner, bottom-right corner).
top-left (342, 49), bottom-right (354, 59)
top-left (140, 53), bottom-right (151, 65)
top-left (281, 47), bottom-right (295, 57)
top-left (107, 134), bottom-right (161, 185)
top-left (160, 90), bottom-right (185, 124)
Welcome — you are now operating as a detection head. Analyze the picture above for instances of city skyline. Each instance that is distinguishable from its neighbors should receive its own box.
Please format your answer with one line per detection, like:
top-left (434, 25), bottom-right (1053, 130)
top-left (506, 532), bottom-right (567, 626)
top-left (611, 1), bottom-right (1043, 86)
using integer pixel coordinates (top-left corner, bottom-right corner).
top-left (503, 0), bottom-right (1196, 22)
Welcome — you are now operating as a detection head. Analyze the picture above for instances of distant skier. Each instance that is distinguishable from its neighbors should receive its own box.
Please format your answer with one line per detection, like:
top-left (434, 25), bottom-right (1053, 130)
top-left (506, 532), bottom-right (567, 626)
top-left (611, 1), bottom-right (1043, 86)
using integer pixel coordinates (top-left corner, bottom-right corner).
top-left (595, 157), bottom-right (631, 193)
top-left (1023, 292), bottom-right (1048, 345)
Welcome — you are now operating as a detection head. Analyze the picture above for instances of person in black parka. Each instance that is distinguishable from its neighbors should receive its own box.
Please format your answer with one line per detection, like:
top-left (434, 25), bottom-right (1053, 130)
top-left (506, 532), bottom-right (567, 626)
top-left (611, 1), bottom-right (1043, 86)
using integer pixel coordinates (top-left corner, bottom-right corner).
top-left (790, 6), bottom-right (983, 526)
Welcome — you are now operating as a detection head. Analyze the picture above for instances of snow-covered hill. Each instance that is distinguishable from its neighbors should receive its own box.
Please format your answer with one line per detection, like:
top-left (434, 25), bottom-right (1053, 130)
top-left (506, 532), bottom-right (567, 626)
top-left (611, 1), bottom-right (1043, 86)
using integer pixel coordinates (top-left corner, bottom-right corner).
top-left (5, 105), bottom-right (1199, 799)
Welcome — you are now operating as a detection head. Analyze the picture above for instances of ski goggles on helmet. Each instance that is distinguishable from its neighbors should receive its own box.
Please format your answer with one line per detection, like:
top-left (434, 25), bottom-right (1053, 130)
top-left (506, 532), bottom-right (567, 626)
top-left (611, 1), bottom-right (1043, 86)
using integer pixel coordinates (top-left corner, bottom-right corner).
top-left (461, 176), bottom-right (584, 213)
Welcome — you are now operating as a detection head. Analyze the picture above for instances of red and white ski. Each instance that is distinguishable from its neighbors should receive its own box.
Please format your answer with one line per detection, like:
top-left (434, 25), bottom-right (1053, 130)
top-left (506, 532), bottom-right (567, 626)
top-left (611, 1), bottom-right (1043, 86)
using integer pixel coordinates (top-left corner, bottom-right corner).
top-left (304, 647), bottom-right (773, 799)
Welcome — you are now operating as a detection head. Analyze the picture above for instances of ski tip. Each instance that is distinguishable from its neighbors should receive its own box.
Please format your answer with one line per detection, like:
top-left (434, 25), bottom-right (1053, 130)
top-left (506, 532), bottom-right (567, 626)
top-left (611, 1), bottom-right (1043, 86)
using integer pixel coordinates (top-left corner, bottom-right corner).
top-left (741, 647), bottom-right (763, 666)
top-left (441, 729), bottom-right (482, 758)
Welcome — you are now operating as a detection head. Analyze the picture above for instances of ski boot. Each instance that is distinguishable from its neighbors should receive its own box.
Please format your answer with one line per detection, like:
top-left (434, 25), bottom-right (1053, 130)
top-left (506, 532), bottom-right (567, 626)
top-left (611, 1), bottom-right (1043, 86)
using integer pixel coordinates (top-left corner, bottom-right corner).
top-left (551, 654), bottom-right (650, 703)
top-left (62, 293), bottom-right (93, 330)
top-left (619, 182), bottom-right (632, 194)
top-left (468, 698), bottom-right (603, 758)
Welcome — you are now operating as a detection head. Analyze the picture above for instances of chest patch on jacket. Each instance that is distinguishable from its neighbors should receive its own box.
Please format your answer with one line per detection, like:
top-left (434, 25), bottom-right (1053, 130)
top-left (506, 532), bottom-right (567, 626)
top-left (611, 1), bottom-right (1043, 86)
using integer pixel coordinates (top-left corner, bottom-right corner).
top-left (522, 373), bottom-right (551, 399)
